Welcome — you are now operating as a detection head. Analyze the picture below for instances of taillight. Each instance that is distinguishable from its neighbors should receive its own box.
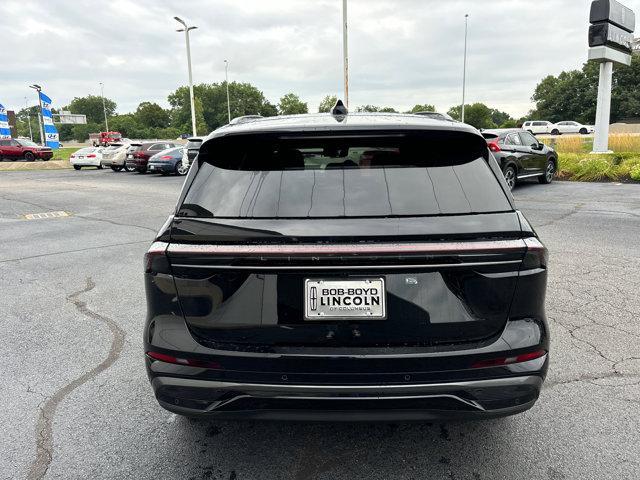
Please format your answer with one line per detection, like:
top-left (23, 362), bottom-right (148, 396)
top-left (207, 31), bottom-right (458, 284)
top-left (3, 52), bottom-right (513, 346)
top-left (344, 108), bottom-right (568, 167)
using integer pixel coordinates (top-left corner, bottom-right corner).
top-left (87, 154), bottom-right (96, 158)
top-left (146, 351), bottom-right (222, 369)
top-left (144, 241), bottom-right (169, 273)
top-left (523, 237), bottom-right (548, 269)
top-left (161, 155), bottom-right (172, 159)
top-left (471, 349), bottom-right (546, 369)
top-left (487, 142), bottom-right (501, 152)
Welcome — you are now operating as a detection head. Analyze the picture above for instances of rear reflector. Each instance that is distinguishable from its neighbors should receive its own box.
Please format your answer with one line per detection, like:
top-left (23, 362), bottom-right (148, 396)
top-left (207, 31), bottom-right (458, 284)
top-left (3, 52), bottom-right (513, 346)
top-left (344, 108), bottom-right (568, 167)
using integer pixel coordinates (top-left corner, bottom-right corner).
top-left (147, 351), bottom-right (221, 369)
top-left (471, 349), bottom-right (546, 369)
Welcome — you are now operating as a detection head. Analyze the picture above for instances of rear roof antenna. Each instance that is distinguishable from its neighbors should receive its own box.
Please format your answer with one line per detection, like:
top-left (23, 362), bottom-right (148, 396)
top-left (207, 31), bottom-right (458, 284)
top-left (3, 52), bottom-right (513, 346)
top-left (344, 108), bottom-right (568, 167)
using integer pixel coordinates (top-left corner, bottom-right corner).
top-left (331, 99), bottom-right (348, 116)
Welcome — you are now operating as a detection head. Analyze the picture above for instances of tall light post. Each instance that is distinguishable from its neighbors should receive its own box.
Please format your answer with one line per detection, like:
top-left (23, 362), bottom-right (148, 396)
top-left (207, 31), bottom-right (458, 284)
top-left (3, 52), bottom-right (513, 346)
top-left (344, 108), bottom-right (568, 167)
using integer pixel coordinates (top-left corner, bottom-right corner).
top-left (461, 14), bottom-right (469, 123)
top-left (342, 0), bottom-right (349, 108)
top-left (224, 60), bottom-right (231, 123)
top-left (175, 16), bottom-right (198, 136)
top-left (29, 84), bottom-right (45, 146)
top-left (99, 82), bottom-right (109, 131)
top-left (24, 96), bottom-right (33, 141)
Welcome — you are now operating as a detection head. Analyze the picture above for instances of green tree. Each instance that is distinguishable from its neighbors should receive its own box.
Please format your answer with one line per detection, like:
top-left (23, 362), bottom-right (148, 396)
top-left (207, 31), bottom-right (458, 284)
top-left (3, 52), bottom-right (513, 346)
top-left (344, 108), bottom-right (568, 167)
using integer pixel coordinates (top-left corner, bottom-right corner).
top-left (407, 104), bottom-right (435, 114)
top-left (318, 95), bottom-right (338, 113)
top-left (278, 93), bottom-right (308, 115)
top-left (489, 109), bottom-right (514, 128)
top-left (355, 105), bottom-right (398, 113)
top-left (63, 95), bottom-right (116, 125)
top-left (15, 106), bottom-right (43, 142)
top-left (447, 103), bottom-right (496, 129)
top-left (168, 82), bottom-right (276, 132)
top-left (109, 114), bottom-right (145, 138)
top-left (135, 102), bottom-right (170, 129)
top-left (71, 122), bottom-right (103, 142)
top-left (525, 56), bottom-right (640, 124)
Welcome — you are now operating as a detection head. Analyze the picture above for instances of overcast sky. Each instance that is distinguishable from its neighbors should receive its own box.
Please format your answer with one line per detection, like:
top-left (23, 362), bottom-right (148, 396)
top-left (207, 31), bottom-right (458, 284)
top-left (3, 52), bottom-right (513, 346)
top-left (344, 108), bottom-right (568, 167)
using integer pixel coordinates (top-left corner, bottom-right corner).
top-left (2, 0), bottom-right (639, 118)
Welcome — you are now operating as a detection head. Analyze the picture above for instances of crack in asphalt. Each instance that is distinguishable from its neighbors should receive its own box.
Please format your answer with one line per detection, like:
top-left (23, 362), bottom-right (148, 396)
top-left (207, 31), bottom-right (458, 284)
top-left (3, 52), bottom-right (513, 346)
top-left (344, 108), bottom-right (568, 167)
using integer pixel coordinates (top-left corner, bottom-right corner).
top-left (27, 277), bottom-right (126, 480)
top-left (535, 203), bottom-right (584, 228)
top-left (0, 194), bottom-right (158, 233)
top-left (0, 240), bottom-right (148, 264)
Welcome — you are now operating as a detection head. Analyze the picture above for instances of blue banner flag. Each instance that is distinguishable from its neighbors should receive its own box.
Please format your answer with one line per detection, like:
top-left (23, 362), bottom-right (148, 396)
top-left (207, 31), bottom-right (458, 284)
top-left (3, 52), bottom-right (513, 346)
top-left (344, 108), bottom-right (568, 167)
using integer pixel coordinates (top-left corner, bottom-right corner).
top-left (0, 103), bottom-right (11, 139)
top-left (39, 91), bottom-right (59, 149)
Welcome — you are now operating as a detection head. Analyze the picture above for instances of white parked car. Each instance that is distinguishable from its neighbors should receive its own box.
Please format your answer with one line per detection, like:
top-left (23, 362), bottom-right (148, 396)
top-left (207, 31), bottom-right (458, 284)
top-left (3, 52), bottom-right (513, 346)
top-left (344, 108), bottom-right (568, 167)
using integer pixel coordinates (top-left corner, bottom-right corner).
top-left (522, 121), bottom-right (554, 135)
top-left (553, 121), bottom-right (595, 135)
top-left (70, 147), bottom-right (104, 170)
top-left (100, 143), bottom-right (133, 172)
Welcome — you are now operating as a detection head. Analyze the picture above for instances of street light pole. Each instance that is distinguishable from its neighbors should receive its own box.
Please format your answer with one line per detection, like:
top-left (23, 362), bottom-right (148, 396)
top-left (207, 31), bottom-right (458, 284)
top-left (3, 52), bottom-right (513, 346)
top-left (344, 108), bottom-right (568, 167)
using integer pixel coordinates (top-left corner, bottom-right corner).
top-left (461, 14), bottom-right (469, 123)
top-left (175, 16), bottom-right (198, 136)
top-left (99, 82), bottom-right (109, 132)
top-left (342, 0), bottom-right (349, 108)
top-left (25, 96), bottom-right (33, 141)
top-left (29, 84), bottom-right (45, 146)
top-left (224, 60), bottom-right (231, 123)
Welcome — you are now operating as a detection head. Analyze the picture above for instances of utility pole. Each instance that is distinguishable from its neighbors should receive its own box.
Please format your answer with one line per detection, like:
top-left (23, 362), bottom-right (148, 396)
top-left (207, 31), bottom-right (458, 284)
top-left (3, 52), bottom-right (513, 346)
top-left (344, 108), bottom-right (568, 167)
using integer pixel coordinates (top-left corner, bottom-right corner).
top-left (342, 0), bottom-right (349, 108)
top-left (461, 14), bottom-right (469, 123)
top-left (29, 84), bottom-right (45, 146)
top-left (175, 16), bottom-right (198, 136)
top-left (99, 82), bottom-right (109, 131)
top-left (224, 60), bottom-right (231, 123)
top-left (25, 96), bottom-right (33, 141)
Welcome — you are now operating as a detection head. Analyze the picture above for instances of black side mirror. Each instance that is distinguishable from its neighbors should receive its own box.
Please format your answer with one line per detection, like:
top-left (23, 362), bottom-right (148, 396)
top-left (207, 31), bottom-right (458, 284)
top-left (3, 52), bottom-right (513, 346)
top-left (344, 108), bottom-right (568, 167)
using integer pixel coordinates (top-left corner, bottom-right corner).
top-left (532, 142), bottom-right (543, 150)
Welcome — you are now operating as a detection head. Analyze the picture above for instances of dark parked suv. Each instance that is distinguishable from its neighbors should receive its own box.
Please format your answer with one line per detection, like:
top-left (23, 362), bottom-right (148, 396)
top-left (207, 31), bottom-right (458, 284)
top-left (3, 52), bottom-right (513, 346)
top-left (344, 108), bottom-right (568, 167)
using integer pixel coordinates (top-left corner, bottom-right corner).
top-left (144, 106), bottom-right (549, 421)
top-left (126, 141), bottom-right (178, 173)
top-left (482, 129), bottom-right (557, 190)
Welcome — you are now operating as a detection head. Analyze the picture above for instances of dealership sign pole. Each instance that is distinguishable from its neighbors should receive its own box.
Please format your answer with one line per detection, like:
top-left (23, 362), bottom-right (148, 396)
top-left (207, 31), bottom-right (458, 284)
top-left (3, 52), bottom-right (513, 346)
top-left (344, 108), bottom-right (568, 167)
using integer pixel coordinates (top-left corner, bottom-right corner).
top-left (588, 0), bottom-right (636, 153)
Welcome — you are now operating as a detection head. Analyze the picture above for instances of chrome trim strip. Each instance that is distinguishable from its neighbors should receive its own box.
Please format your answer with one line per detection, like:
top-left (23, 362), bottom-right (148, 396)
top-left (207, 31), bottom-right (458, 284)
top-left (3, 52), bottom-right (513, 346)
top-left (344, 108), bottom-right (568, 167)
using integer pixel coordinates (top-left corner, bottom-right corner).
top-left (154, 375), bottom-right (542, 396)
top-left (170, 260), bottom-right (522, 270)
top-left (207, 393), bottom-right (485, 412)
top-left (167, 239), bottom-right (527, 256)
top-left (517, 172), bottom-right (544, 179)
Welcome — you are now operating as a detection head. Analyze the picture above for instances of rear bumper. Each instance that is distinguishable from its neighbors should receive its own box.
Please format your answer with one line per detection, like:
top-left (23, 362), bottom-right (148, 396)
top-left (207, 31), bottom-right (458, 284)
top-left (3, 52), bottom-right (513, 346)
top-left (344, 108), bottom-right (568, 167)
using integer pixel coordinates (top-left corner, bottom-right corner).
top-left (151, 372), bottom-right (544, 421)
top-left (147, 162), bottom-right (174, 173)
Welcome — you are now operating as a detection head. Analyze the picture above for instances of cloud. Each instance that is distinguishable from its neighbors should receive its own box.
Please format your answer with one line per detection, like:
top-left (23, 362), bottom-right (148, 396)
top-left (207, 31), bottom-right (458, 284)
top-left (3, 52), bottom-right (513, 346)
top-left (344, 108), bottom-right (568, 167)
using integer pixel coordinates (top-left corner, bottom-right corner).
top-left (2, 0), bottom-right (639, 118)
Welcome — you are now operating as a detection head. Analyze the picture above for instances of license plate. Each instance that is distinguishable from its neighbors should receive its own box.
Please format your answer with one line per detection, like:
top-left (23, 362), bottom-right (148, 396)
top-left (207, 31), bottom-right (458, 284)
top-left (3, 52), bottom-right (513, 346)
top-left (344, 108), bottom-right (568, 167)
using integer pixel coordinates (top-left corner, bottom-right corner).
top-left (149, 165), bottom-right (155, 170)
top-left (304, 278), bottom-right (386, 320)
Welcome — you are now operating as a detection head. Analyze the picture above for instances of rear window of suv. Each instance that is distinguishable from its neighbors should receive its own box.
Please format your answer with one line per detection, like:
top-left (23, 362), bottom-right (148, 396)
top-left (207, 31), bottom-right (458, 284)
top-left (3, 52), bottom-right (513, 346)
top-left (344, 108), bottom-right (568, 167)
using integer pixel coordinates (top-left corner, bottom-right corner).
top-left (179, 131), bottom-right (511, 218)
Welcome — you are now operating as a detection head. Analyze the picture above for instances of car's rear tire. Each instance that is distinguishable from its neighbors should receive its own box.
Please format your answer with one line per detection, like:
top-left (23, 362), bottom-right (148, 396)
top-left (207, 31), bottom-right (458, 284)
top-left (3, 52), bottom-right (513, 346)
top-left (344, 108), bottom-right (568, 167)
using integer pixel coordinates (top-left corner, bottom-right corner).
top-left (579, 128), bottom-right (588, 135)
top-left (539, 159), bottom-right (556, 184)
top-left (24, 151), bottom-right (35, 162)
top-left (551, 129), bottom-right (560, 135)
top-left (97, 164), bottom-right (103, 169)
top-left (503, 165), bottom-right (517, 191)
top-left (175, 161), bottom-right (188, 176)
top-left (110, 166), bottom-right (123, 172)
top-left (73, 165), bottom-right (81, 170)
top-left (123, 164), bottom-right (134, 172)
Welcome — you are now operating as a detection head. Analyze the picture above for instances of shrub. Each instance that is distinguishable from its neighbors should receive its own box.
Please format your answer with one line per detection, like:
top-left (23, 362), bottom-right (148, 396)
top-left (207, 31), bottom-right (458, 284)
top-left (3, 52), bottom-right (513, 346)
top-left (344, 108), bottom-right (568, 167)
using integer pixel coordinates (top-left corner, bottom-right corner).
top-left (557, 153), bottom-right (640, 182)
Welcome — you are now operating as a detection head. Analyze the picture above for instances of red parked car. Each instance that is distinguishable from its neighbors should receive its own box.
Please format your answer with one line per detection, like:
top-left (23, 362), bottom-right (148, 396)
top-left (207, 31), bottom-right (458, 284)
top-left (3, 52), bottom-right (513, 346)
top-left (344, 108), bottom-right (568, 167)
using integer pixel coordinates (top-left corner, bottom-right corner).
top-left (0, 138), bottom-right (53, 161)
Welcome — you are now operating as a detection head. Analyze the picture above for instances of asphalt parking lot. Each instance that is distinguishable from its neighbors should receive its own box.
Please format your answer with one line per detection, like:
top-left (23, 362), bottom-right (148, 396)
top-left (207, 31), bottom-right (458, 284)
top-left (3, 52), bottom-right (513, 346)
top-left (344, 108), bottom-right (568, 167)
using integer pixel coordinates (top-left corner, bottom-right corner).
top-left (1, 169), bottom-right (639, 480)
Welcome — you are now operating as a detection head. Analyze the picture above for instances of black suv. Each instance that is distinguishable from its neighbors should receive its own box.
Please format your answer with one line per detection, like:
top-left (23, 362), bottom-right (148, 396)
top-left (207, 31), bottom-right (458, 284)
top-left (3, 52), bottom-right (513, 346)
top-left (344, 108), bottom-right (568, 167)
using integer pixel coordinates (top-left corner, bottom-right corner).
top-left (144, 106), bottom-right (549, 421)
top-left (482, 129), bottom-right (557, 190)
